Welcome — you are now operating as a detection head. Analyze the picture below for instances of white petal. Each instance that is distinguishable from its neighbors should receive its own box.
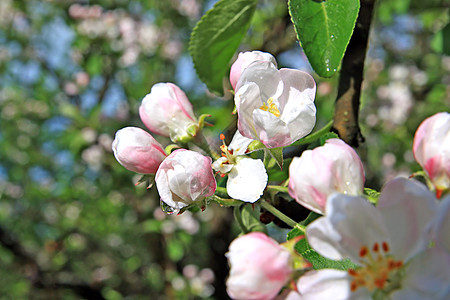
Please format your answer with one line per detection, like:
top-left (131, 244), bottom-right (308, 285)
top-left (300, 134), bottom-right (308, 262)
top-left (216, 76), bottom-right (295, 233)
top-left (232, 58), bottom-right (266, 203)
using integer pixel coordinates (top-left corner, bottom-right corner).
top-left (236, 61), bottom-right (283, 99)
top-left (391, 246), bottom-right (450, 300)
top-left (235, 83), bottom-right (261, 139)
top-left (295, 270), bottom-right (363, 300)
top-left (308, 194), bottom-right (389, 263)
top-left (279, 68), bottom-right (316, 104)
top-left (252, 109), bottom-right (291, 148)
top-left (306, 216), bottom-right (346, 260)
top-left (377, 177), bottom-right (438, 260)
top-left (432, 194), bottom-right (450, 254)
top-left (229, 130), bottom-right (253, 155)
top-left (227, 158), bottom-right (268, 203)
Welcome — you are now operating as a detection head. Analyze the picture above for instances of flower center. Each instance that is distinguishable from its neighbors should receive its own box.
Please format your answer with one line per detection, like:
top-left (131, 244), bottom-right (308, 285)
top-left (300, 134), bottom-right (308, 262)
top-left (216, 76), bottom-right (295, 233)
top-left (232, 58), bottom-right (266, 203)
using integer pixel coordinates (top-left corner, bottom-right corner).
top-left (259, 97), bottom-right (281, 118)
top-left (348, 242), bottom-right (403, 293)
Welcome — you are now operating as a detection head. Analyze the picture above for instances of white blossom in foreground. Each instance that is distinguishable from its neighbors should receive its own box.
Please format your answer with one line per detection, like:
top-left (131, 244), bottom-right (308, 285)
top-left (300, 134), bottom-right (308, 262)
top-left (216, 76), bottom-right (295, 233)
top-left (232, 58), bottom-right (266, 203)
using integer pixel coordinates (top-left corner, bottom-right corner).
top-left (229, 51), bottom-right (277, 91)
top-left (287, 178), bottom-right (445, 300)
top-left (139, 82), bottom-right (198, 143)
top-left (112, 127), bottom-right (167, 174)
top-left (288, 138), bottom-right (365, 214)
top-left (234, 61), bottom-right (316, 148)
top-left (226, 232), bottom-right (293, 300)
top-left (212, 131), bottom-right (267, 203)
top-left (413, 112), bottom-right (450, 197)
top-left (155, 149), bottom-right (216, 212)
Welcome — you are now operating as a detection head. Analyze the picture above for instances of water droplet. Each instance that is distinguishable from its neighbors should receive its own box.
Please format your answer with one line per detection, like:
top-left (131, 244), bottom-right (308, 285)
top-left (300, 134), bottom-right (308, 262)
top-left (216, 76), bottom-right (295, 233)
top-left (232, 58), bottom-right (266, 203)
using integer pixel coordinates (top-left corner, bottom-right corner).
top-left (326, 68), bottom-right (330, 72)
top-left (330, 34), bottom-right (335, 40)
top-left (161, 200), bottom-right (178, 215)
top-left (345, 181), bottom-right (351, 186)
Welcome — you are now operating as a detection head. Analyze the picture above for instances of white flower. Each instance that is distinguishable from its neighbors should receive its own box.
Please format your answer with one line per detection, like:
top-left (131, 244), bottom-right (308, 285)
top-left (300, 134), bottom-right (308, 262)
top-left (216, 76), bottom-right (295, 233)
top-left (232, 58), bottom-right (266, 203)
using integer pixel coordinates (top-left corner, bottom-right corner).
top-left (212, 131), bottom-right (267, 203)
top-left (234, 61), bottom-right (316, 148)
top-left (292, 178), bottom-right (443, 299)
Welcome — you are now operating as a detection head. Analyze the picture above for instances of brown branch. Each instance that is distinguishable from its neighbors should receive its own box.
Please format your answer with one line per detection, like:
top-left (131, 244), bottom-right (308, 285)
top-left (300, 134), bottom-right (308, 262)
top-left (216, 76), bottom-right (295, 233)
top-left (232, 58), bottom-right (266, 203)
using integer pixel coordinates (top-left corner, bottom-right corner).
top-left (332, 0), bottom-right (376, 147)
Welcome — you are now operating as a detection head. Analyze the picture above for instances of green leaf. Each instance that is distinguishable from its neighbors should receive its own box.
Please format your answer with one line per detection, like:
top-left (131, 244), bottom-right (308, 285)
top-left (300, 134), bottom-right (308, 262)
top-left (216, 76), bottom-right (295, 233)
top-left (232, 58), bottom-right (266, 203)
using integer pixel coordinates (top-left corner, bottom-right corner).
top-left (240, 204), bottom-right (267, 234)
top-left (295, 238), bottom-right (358, 270)
top-left (288, 0), bottom-right (360, 77)
top-left (266, 147), bottom-right (284, 169)
top-left (287, 222), bottom-right (357, 270)
top-left (364, 187), bottom-right (380, 205)
top-left (299, 211), bottom-right (322, 226)
top-left (189, 0), bottom-right (258, 95)
top-left (319, 132), bottom-right (339, 145)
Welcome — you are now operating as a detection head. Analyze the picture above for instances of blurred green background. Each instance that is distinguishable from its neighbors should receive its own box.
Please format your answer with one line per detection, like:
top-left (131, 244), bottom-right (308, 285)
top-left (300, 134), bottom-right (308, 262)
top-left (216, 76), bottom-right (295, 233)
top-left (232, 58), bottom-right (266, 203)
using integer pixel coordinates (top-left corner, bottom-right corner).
top-left (0, 0), bottom-right (448, 299)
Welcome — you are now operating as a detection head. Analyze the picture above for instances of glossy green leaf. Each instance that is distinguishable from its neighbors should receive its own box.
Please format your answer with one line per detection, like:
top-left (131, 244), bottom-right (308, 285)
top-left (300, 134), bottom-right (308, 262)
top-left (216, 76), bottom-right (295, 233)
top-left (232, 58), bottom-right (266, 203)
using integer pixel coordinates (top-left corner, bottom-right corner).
top-left (287, 224), bottom-right (357, 270)
top-left (288, 0), bottom-right (360, 77)
top-left (189, 0), bottom-right (258, 95)
top-left (295, 238), bottom-right (358, 270)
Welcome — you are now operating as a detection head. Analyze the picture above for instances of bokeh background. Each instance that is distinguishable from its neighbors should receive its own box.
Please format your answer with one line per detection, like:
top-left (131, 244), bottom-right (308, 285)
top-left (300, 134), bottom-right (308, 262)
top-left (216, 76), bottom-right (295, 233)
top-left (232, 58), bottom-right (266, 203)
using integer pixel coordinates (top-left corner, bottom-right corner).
top-left (0, 0), bottom-right (448, 299)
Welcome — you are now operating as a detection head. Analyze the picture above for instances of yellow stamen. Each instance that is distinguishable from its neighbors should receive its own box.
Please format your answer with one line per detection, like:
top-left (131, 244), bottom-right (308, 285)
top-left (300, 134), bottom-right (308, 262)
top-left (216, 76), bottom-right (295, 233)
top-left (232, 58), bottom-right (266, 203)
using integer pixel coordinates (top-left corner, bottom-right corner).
top-left (259, 97), bottom-right (281, 118)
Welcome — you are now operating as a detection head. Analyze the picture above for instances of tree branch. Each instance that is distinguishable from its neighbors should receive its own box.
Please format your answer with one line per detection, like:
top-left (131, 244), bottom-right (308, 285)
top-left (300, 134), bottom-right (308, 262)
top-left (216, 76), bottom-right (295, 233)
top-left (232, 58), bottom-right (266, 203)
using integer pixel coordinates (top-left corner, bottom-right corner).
top-left (332, 0), bottom-right (376, 147)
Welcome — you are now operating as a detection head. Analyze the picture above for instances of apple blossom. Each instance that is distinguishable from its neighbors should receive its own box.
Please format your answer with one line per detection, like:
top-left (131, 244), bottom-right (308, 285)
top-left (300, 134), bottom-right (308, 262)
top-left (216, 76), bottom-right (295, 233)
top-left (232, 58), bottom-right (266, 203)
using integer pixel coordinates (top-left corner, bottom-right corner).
top-left (288, 138), bottom-right (365, 214)
top-left (112, 127), bottom-right (167, 174)
top-left (292, 178), bottom-right (441, 299)
top-left (155, 149), bottom-right (216, 213)
top-left (212, 131), bottom-right (267, 203)
top-left (234, 61), bottom-right (316, 148)
top-left (413, 112), bottom-right (450, 197)
top-left (139, 82), bottom-right (198, 143)
top-left (229, 51), bottom-right (277, 90)
top-left (226, 232), bottom-right (293, 300)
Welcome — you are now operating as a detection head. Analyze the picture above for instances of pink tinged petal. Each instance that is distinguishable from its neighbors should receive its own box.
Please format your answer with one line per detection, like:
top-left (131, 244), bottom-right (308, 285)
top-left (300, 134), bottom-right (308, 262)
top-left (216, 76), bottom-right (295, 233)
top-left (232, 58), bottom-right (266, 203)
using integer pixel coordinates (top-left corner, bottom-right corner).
top-left (252, 109), bottom-right (291, 148)
top-left (236, 61), bottom-right (284, 99)
top-left (155, 149), bottom-right (216, 210)
top-left (139, 83), bottom-right (197, 139)
top-left (391, 246), bottom-right (450, 300)
top-left (309, 194), bottom-right (389, 263)
top-left (295, 270), bottom-right (363, 300)
top-left (288, 139), bottom-right (365, 215)
top-left (230, 51), bottom-right (277, 90)
top-left (413, 112), bottom-right (450, 191)
top-left (227, 158), bottom-right (268, 203)
top-left (112, 127), bottom-right (167, 174)
top-left (226, 232), bottom-right (293, 300)
top-left (377, 177), bottom-right (438, 261)
top-left (288, 152), bottom-right (331, 214)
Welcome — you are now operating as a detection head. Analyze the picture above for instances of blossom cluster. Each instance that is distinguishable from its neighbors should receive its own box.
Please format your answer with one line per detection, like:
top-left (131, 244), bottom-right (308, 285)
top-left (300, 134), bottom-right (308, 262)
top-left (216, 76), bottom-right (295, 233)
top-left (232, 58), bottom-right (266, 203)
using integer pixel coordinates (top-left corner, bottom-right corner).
top-left (112, 50), bottom-right (450, 299)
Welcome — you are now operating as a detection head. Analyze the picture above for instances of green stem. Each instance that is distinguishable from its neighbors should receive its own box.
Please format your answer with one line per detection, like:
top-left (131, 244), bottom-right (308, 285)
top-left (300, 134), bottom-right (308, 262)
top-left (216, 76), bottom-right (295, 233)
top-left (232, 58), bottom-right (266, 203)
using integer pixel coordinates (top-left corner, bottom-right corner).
top-left (210, 194), bottom-right (242, 206)
top-left (291, 120), bottom-right (333, 146)
top-left (266, 185), bottom-right (288, 193)
top-left (233, 205), bottom-right (248, 234)
top-left (260, 200), bottom-right (302, 230)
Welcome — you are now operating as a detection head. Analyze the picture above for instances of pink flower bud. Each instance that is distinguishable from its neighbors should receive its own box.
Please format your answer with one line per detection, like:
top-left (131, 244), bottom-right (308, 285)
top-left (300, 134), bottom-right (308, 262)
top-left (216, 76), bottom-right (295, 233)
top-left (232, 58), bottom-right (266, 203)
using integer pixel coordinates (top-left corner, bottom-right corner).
top-left (112, 127), bottom-right (167, 174)
top-left (413, 112), bottom-right (450, 195)
top-left (155, 149), bottom-right (216, 212)
top-left (139, 83), bottom-right (198, 142)
top-left (288, 139), bottom-right (365, 214)
top-left (230, 51), bottom-right (277, 90)
top-left (226, 232), bottom-right (293, 300)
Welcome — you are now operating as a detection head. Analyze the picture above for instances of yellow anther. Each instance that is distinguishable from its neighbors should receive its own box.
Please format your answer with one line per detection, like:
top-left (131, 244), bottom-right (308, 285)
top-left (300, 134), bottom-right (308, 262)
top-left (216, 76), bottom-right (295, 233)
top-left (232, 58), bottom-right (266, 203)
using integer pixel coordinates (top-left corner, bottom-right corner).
top-left (259, 97), bottom-right (281, 118)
